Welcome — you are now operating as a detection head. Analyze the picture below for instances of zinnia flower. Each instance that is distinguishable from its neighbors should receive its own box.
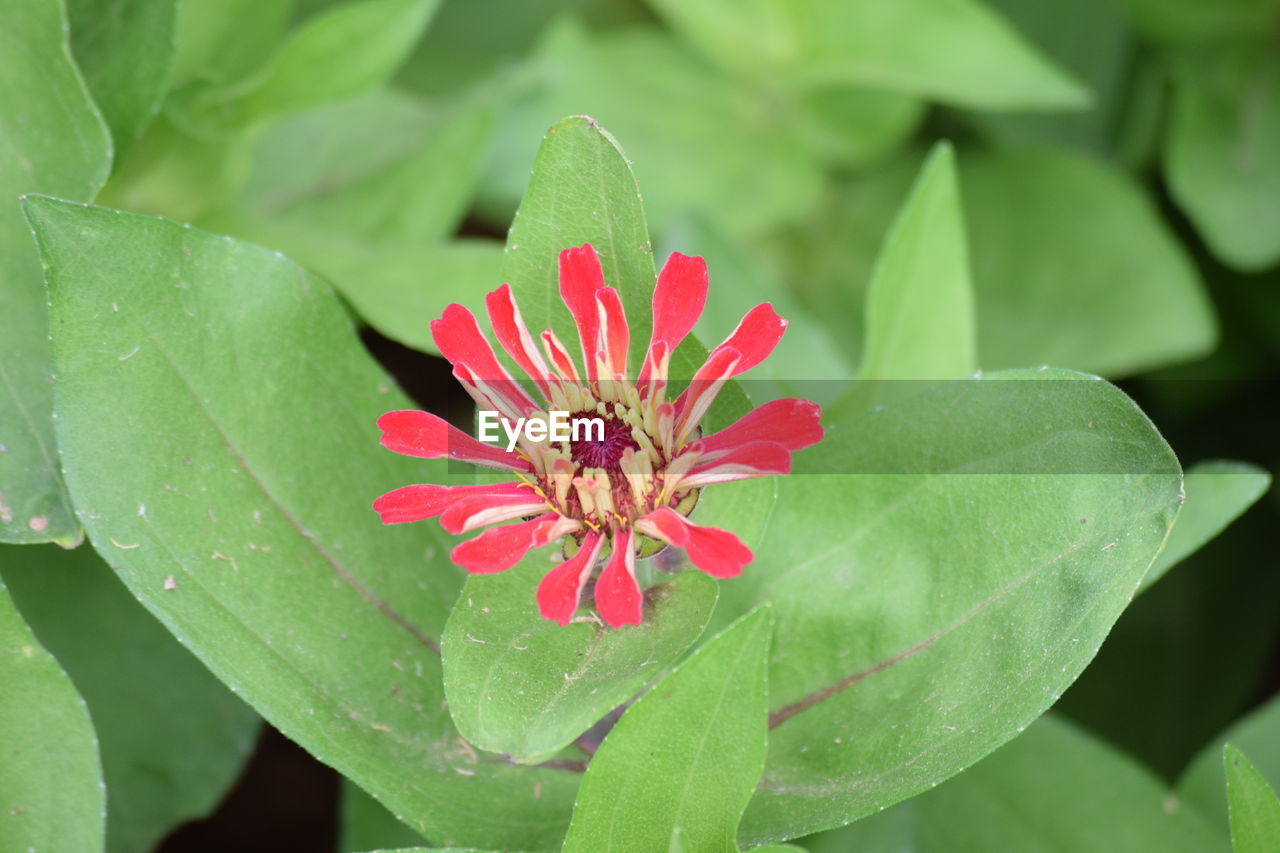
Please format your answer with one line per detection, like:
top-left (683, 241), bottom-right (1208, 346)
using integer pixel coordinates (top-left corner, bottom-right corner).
top-left (374, 244), bottom-right (822, 628)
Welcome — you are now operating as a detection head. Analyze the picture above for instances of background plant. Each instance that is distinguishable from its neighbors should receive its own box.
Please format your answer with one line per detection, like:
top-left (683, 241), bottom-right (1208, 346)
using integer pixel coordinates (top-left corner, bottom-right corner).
top-left (1, 0), bottom-right (1277, 851)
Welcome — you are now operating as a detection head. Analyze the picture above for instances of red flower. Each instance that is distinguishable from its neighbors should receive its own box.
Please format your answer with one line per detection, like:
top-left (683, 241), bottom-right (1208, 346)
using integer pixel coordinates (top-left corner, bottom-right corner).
top-left (374, 244), bottom-right (823, 628)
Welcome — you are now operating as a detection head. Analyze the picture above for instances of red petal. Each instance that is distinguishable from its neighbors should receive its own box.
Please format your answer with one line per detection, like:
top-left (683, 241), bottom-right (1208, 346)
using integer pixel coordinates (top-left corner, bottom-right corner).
top-left (596, 286), bottom-right (629, 378)
top-left (636, 507), bottom-right (752, 579)
top-left (536, 533), bottom-right (605, 625)
top-left (682, 440), bottom-right (792, 488)
top-left (640, 253), bottom-right (708, 384)
top-left (541, 329), bottom-right (579, 381)
top-left (558, 244), bottom-right (606, 380)
top-left (675, 346), bottom-right (741, 444)
top-left (594, 528), bottom-right (642, 628)
top-left (376, 410), bottom-right (532, 473)
top-left (430, 304), bottom-right (537, 412)
top-left (372, 482), bottom-right (530, 525)
top-left (701, 399), bottom-right (824, 457)
top-left (711, 303), bottom-right (786, 377)
top-left (450, 515), bottom-right (554, 574)
top-left (486, 284), bottom-right (553, 397)
top-left (439, 489), bottom-right (548, 535)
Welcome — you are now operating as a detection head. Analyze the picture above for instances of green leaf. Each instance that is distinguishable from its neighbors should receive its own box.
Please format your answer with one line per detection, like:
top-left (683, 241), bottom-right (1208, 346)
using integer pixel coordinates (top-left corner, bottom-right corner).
top-left (499, 113), bottom-right (747, 427)
top-left (791, 147), bottom-right (1216, 378)
top-left (691, 369), bottom-right (1185, 843)
top-left (671, 215), bottom-right (853, 402)
top-left (2, 543), bottom-right (260, 853)
top-left (0, 0), bottom-right (110, 545)
top-left (172, 0), bottom-right (294, 88)
top-left (442, 563), bottom-right (718, 764)
top-left (1165, 45), bottom-right (1280, 271)
top-left (483, 22), bottom-right (824, 240)
top-left (961, 148), bottom-right (1216, 376)
top-left (1120, 0), bottom-right (1280, 44)
top-left (28, 197), bottom-right (580, 849)
top-left (841, 142), bottom-right (975, 413)
top-left (1139, 460), bottom-right (1270, 592)
top-left (794, 85), bottom-right (925, 170)
top-left (1225, 744), bottom-right (1280, 853)
top-left (0, 577), bottom-right (103, 851)
top-left (501, 114), bottom-right (656, 368)
top-left (806, 715), bottom-right (1228, 852)
top-left (284, 238), bottom-right (505, 357)
top-left (1180, 695), bottom-right (1280, 835)
top-left (563, 606), bottom-right (774, 853)
top-left (341, 780), bottom-right (429, 853)
top-left (646, 0), bottom-right (1090, 111)
top-left (68, 0), bottom-right (176, 155)
top-left (227, 86), bottom-right (498, 245)
top-left (178, 0), bottom-right (440, 130)
top-left (965, 0), bottom-right (1136, 158)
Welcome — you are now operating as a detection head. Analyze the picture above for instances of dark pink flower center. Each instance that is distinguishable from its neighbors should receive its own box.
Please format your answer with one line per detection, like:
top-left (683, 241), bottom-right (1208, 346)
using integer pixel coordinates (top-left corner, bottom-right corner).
top-left (568, 412), bottom-right (640, 476)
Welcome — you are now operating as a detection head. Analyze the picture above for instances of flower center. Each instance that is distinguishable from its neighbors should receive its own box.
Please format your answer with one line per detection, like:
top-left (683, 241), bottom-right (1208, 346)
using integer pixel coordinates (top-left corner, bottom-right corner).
top-left (567, 411), bottom-right (639, 478)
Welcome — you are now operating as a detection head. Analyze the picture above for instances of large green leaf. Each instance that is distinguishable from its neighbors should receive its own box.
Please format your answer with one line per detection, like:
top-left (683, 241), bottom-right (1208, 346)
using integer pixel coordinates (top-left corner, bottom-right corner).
top-left (442, 563), bottom-right (718, 764)
top-left (689, 369), bottom-right (1184, 842)
top-left (27, 197), bottom-right (581, 849)
top-left (1165, 45), bottom-right (1280, 272)
top-left (1139, 460), bottom-right (1269, 592)
top-left (960, 149), bottom-right (1216, 376)
top-left (1180, 696), bottom-right (1280, 835)
top-left (839, 143), bottom-right (974, 414)
top-left (0, 577), bottom-right (103, 851)
top-left (646, 0), bottom-right (1090, 110)
top-left (806, 715), bottom-right (1228, 852)
top-left (68, 0), bottom-right (176, 154)
top-left (483, 22), bottom-right (823, 240)
top-left (1225, 744), bottom-right (1280, 853)
top-left (2, 543), bottom-right (260, 853)
top-left (0, 0), bottom-right (111, 545)
top-left (563, 606), bottom-right (773, 852)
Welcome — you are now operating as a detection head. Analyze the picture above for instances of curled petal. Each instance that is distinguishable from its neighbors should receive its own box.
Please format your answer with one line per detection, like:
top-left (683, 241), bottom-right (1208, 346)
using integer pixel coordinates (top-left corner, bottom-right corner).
top-left (376, 410), bottom-right (532, 473)
top-left (486, 284), bottom-right (553, 397)
top-left (440, 489), bottom-right (548, 535)
top-left (430, 305), bottom-right (536, 412)
top-left (681, 440), bottom-right (792, 488)
top-left (700, 399), bottom-right (824, 459)
top-left (635, 507), bottom-right (752, 579)
top-left (373, 482), bottom-right (533, 525)
top-left (451, 515), bottom-right (556, 574)
top-left (594, 528), bottom-right (642, 628)
top-left (541, 328), bottom-right (579, 382)
top-left (710, 303), bottom-right (786, 377)
top-left (639, 252), bottom-right (708, 385)
top-left (676, 346), bottom-right (740, 445)
top-left (558, 244), bottom-right (606, 380)
top-left (596, 286), bottom-right (629, 378)
top-left (536, 533), bottom-right (605, 625)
